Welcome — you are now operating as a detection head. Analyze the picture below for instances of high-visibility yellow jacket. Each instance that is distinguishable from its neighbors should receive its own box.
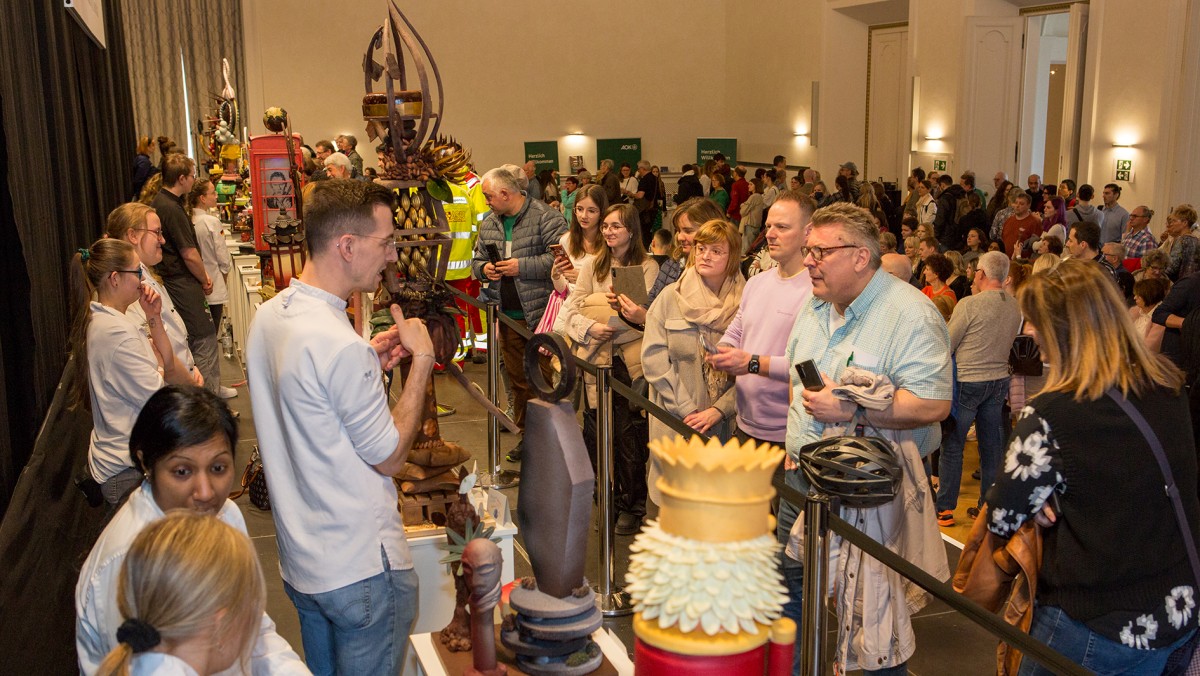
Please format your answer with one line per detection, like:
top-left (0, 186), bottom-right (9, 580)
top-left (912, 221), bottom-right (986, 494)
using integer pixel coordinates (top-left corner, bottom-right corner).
top-left (444, 172), bottom-right (488, 281)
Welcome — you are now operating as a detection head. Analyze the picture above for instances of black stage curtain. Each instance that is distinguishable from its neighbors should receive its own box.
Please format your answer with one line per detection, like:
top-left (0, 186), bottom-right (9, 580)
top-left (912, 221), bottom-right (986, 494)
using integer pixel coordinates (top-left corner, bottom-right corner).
top-left (0, 0), bottom-right (134, 671)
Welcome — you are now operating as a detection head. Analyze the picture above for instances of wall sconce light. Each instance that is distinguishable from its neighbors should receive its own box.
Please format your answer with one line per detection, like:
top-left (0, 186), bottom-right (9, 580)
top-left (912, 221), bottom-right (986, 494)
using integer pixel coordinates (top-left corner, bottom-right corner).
top-left (793, 132), bottom-right (808, 138)
top-left (924, 135), bottom-right (944, 141)
top-left (1111, 142), bottom-right (1135, 148)
top-left (568, 130), bottom-right (585, 136)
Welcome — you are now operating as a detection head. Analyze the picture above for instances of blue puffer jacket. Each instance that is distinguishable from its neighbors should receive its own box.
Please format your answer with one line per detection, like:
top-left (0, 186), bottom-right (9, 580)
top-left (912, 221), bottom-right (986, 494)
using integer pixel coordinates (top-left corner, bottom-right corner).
top-left (471, 194), bottom-right (569, 328)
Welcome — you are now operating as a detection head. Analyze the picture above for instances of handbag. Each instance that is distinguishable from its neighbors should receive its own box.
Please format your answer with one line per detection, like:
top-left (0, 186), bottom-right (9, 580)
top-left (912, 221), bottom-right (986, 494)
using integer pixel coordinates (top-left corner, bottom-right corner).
top-left (1008, 321), bottom-right (1042, 376)
top-left (536, 289), bottom-right (568, 357)
top-left (953, 505), bottom-right (1042, 675)
top-left (1106, 389), bottom-right (1200, 675)
top-left (230, 446), bottom-right (270, 511)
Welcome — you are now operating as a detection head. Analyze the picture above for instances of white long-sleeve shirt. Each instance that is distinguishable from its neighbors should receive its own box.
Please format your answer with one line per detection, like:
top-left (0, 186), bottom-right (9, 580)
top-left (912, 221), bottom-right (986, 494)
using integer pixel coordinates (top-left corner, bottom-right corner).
top-left (192, 209), bottom-right (233, 305)
top-left (75, 483), bottom-right (309, 676)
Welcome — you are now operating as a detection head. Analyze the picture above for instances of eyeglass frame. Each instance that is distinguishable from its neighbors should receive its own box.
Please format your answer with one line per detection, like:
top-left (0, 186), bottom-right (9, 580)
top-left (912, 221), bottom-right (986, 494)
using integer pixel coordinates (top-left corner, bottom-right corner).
top-left (135, 226), bottom-right (165, 239)
top-left (801, 244), bottom-right (861, 262)
top-left (114, 268), bottom-right (144, 280)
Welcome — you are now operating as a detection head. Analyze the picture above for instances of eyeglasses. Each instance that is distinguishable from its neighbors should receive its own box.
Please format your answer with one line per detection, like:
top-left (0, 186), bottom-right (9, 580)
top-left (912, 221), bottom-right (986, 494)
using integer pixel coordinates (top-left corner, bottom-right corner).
top-left (136, 227), bottom-right (165, 240)
top-left (114, 268), bottom-right (144, 280)
top-left (601, 223), bottom-right (627, 232)
top-left (353, 233), bottom-right (398, 248)
top-left (694, 244), bottom-right (728, 259)
top-left (801, 244), bottom-right (860, 262)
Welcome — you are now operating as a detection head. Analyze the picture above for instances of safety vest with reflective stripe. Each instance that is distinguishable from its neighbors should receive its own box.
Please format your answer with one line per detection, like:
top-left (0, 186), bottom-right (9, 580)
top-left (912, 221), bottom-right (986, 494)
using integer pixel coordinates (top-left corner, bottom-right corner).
top-left (444, 172), bottom-right (488, 280)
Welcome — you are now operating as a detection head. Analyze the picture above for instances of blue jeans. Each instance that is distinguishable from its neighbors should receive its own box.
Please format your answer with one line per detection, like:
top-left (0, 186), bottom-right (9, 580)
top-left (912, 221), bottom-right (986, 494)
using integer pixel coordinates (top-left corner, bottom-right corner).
top-left (1018, 604), bottom-right (1195, 675)
top-left (936, 377), bottom-right (1009, 513)
top-left (283, 548), bottom-right (419, 676)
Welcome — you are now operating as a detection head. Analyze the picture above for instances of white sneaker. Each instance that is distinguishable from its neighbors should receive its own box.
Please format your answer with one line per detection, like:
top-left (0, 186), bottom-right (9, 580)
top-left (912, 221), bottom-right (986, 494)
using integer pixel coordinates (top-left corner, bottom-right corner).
top-left (218, 386), bottom-right (238, 399)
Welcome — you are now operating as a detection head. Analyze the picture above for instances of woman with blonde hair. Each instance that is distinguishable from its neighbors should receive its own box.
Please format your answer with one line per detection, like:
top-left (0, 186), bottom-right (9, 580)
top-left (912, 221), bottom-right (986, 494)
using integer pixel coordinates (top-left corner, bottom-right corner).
top-left (986, 259), bottom-right (1198, 674)
top-left (68, 239), bottom-right (191, 507)
top-left (94, 511), bottom-right (265, 676)
top-left (643, 219), bottom-right (745, 446)
top-left (556, 204), bottom-right (660, 535)
top-left (1031, 252), bottom-right (1061, 275)
top-left (944, 250), bottom-right (971, 300)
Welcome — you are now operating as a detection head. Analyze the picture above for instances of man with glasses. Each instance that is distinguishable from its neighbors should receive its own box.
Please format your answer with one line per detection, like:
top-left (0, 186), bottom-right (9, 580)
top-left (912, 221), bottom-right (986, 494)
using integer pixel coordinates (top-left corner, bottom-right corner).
top-left (104, 202), bottom-right (199, 387)
top-left (247, 179), bottom-right (435, 674)
top-left (472, 166), bottom-right (568, 463)
top-left (1121, 206), bottom-right (1158, 261)
top-left (151, 153), bottom-right (228, 397)
top-left (783, 203), bottom-right (952, 676)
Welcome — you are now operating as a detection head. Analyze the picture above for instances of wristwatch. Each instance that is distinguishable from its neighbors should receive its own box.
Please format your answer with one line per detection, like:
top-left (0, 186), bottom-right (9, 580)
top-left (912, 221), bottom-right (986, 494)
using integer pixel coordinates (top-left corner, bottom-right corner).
top-left (747, 355), bottom-right (761, 375)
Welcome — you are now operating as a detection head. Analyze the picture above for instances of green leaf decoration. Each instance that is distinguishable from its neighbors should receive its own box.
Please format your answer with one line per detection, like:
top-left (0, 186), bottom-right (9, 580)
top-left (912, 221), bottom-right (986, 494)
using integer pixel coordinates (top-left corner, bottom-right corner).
top-left (426, 179), bottom-right (452, 204)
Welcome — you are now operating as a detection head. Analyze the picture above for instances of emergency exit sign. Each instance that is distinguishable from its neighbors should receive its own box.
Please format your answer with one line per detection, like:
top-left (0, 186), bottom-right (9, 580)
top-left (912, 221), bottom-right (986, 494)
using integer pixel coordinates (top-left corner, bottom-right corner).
top-left (933, 159), bottom-right (947, 171)
top-left (1114, 159), bottom-right (1133, 182)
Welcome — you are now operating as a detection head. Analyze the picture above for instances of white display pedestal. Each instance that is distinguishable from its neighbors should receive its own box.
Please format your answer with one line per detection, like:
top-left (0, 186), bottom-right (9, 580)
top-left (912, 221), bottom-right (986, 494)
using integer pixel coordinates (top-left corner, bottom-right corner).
top-left (409, 628), bottom-right (634, 676)
top-left (401, 514), bottom-right (518, 676)
top-left (228, 253), bottom-right (261, 357)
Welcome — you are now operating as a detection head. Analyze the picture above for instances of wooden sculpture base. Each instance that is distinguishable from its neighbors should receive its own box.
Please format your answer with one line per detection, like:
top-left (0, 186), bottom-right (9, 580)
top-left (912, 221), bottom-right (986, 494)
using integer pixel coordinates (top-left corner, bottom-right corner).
top-left (432, 627), bottom-right (616, 676)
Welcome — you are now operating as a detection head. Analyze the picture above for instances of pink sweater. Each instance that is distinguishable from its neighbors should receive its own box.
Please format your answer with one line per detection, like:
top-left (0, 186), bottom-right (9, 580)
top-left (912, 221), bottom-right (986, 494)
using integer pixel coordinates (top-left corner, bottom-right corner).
top-left (720, 267), bottom-right (813, 442)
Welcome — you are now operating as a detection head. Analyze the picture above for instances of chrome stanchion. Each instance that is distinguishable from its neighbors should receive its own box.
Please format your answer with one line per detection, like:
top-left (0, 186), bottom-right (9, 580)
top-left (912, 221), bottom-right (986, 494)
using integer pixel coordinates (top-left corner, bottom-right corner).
top-left (486, 302), bottom-right (519, 489)
top-left (592, 366), bottom-right (632, 616)
top-left (800, 494), bottom-right (831, 676)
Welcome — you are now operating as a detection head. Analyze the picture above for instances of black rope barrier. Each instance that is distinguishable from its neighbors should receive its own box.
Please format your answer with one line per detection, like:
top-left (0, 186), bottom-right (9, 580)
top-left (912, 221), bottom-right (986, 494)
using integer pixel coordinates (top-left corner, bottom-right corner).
top-left (773, 477), bottom-right (1091, 676)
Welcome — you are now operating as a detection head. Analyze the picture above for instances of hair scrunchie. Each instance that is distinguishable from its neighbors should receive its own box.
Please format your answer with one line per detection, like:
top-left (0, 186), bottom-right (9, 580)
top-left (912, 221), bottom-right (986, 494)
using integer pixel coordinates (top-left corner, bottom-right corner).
top-left (116, 618), bottom-right (161, 653)
top-left (77, 248), bottom-right (90, 261)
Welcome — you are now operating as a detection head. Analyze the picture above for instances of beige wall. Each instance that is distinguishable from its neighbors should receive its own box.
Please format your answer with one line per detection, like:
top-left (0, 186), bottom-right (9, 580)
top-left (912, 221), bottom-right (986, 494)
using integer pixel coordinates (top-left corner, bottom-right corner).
top-left (242, 0), bottom-right (1199, 222)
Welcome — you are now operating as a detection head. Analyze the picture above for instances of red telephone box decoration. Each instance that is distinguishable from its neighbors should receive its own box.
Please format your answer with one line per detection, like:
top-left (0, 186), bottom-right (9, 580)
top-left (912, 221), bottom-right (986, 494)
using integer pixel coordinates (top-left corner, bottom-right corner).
top-left (248, 133), bottom-right (305, 253)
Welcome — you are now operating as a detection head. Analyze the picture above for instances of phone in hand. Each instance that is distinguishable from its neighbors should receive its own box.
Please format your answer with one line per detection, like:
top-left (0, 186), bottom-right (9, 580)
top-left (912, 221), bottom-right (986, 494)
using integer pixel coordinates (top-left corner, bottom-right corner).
top-left (485, 243), bottom-right (502, 264)
top-left (549, 244), bottom-right (574, 270)
top-left (795, 359), bottom-right (825, 391)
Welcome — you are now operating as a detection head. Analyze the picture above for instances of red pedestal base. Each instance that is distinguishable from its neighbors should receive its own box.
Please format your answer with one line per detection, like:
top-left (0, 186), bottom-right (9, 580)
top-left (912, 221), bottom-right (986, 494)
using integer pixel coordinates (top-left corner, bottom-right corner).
top-left (635, 638), bottom-right (770, 676)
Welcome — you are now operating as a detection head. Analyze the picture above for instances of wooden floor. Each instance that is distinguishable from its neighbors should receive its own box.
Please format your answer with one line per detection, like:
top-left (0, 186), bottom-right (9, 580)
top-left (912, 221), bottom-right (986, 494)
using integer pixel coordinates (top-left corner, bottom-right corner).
top-left (935, 434), bottom-right (982, 547)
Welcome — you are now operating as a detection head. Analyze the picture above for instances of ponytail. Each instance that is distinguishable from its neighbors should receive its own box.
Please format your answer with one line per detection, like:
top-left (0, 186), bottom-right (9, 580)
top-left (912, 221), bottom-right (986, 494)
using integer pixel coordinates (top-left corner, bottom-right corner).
top-left (94, 643), bottom-right (134, 676)
top-left (186, 179), bottom-right (213, 215)
top-left (66, 239), bottom-right (138, 411)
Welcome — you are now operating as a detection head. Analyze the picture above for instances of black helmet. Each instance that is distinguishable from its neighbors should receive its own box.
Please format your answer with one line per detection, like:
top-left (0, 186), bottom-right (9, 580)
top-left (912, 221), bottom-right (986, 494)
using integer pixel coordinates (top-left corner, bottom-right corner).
top-left (799, 435), bottom-right (901, 507)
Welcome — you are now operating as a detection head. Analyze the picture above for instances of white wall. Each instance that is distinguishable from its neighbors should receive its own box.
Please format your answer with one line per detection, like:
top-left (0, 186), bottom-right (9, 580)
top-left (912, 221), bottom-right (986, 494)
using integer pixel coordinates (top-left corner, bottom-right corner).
top-left (240, 0), bottom-right (1200, 222)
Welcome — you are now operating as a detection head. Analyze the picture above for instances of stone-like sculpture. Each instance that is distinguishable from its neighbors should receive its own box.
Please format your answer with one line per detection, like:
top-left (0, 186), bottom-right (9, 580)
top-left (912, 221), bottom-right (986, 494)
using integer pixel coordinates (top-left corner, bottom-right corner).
top-left (462, 538), bottom-right (506, 676)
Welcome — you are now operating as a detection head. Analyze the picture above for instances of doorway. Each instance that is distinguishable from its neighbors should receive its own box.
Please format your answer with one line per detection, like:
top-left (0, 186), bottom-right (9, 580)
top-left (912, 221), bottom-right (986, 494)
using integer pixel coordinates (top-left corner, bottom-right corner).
top-left (1018, 6), bottom-right (1089, 187)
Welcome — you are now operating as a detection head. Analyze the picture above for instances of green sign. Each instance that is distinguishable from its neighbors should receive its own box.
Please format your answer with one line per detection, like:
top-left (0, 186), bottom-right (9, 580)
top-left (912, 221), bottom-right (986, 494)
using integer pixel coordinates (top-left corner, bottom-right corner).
top-left (697, 138), bottom-right (737, 166)
top-left (933, 159), bottom-right (947, 172)
top-left (524, 141), bottom-right (559, 173)
top-left (596, 138), bottom-right (642, 171)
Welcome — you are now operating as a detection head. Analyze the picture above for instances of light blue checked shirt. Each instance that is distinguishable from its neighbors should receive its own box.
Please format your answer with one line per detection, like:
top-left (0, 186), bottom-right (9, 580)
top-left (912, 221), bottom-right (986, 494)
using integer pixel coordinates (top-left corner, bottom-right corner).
top-left (785, 268), bottom-right (953, 460)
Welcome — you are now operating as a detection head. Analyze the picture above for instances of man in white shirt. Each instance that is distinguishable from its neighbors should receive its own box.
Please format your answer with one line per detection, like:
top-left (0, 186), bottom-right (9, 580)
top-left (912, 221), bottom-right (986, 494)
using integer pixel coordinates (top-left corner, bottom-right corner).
top-left (247, 179), bottom-right (435, 674)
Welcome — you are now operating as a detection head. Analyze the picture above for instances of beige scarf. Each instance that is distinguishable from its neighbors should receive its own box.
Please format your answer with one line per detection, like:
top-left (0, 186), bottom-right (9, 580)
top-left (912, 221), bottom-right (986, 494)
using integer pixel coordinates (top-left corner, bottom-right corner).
top-left (673, 267), bottom-right (745, 403)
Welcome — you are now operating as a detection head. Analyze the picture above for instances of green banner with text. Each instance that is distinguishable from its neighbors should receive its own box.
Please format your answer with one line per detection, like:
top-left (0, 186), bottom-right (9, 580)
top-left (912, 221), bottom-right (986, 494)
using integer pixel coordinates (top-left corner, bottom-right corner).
top-left (596, 138), bottom-right (642, 170)
top-left (696, 138), bottom-right (737, 166)
top-left (524, 141), bottom-right (559, 173)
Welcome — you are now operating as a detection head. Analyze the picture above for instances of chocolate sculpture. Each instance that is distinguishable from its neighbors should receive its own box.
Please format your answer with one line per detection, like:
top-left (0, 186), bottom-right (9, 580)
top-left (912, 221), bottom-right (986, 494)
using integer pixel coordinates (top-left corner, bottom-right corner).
top-left (462, 538), bottom-right (506, 676)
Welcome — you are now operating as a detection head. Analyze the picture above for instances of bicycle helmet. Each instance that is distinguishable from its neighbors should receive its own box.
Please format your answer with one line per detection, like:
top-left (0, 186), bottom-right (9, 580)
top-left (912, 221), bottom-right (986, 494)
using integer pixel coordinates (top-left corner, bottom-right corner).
top-left (798, 435), bottom-right (901, 507)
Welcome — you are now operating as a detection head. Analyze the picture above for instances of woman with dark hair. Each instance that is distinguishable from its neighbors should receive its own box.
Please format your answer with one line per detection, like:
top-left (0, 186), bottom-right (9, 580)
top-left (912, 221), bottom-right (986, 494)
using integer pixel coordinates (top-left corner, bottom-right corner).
top-left (916, 179), bottom-right (936, 226)
top-left (987, 181), bottom-right (1013, 223)
top-left (987, 260), bottom-right (1198, 674)
top-left (551, 184), bottom-right (607, 296)
top-left (921, 252), bottom-right (958, 305)
top-left (612, 198), bottom-right (725, 327)
top-left (188, 180), bottom-right (232, 332)
top-left (538, 169), bottom-right (559, 208)
top-left (832, 174), bottom-right (854, 204)
top-left (955, 191), bottom-right (988, 250)
top-left (557, 204), bottom-right (659, 535)
top-left (131, 136), bottom-right (159, 201)
top-left (963, 227), bottom-right (988, 267)
top-left (68, 239), bottom-right (191, 507)
top-left (77, 385), bottom-right (304, 674)
top-left (1130, 276), bottom-right (1170, 353)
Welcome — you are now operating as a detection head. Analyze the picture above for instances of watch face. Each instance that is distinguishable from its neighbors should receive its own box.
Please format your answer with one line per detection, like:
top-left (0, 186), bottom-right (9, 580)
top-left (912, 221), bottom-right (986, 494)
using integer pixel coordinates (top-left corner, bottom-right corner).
top-left (748, 357), bottom-right (760, 374)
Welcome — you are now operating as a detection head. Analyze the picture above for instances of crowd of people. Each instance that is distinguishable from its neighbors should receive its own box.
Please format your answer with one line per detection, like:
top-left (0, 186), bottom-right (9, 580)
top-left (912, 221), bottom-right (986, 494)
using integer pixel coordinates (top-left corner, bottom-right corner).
top-left (64, 134), bottom-right (1200, 676)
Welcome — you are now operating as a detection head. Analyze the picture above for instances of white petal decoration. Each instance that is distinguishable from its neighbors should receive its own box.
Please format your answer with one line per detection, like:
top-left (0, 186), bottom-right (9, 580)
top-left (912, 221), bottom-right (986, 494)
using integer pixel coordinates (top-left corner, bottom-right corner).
top-left (624, 519), bottom-right (787, 636)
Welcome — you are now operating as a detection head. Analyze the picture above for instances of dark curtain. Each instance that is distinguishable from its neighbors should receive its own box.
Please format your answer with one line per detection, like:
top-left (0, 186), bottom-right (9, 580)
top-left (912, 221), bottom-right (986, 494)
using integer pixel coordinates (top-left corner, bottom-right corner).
top-left (0, 0), bottom-right (134, 671)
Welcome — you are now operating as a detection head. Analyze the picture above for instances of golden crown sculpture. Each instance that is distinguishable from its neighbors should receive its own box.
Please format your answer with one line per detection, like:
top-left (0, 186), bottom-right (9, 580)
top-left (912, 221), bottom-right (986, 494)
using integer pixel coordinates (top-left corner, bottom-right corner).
top-left (626, 436), bottom-right (790, 655)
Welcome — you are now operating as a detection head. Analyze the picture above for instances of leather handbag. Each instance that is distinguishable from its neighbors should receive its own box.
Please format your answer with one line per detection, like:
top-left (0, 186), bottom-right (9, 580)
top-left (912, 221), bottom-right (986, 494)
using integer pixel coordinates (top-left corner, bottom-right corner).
top-left (230, 446), bottom-right (270, 511)
top-left (1008, 321), bottom-right (1043, 377)
top-left (953, 505), bottom-right (1042, 675)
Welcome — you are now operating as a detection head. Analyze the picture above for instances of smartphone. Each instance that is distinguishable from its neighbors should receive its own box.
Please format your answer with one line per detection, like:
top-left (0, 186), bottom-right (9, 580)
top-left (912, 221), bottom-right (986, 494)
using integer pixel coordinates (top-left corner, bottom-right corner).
top-left (549, 244), bottom-right (574, 270)
top-left (699, 334), bottom-right (719, 354)
top-left (795, 359), bottom-right (825, 391)
top-left (485, 243), bottom-right (502, 264)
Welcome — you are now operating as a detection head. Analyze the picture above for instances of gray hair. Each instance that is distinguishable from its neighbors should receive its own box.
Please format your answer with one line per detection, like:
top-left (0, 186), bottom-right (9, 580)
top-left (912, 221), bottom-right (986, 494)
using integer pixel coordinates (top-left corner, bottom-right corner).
top-left (600, 159), bottom-right (614, 171)
top-left (323, 152), bottom-right (351, 171)
top-left (636, 160), bottom-right (651, 171)
top-left (496, 164), bottom-right (528, 190)
top-left (809, 203), bottom-right (881, 269)
top-left (483, 167), bottom-right (523, 194)
top-left (978, 250), bottom-right (1010, 283)
top-left (1102, 241), bottom-right (1126, 258)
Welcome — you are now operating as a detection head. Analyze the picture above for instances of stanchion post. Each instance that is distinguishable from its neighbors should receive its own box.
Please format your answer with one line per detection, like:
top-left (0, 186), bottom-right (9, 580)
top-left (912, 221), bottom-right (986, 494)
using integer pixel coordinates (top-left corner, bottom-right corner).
top-left (485, 302), bottom-right (502, 472)
top-left (592, 366), bottom-right (632, 616)
top-left (800, 494), bottom-right (830, 676)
